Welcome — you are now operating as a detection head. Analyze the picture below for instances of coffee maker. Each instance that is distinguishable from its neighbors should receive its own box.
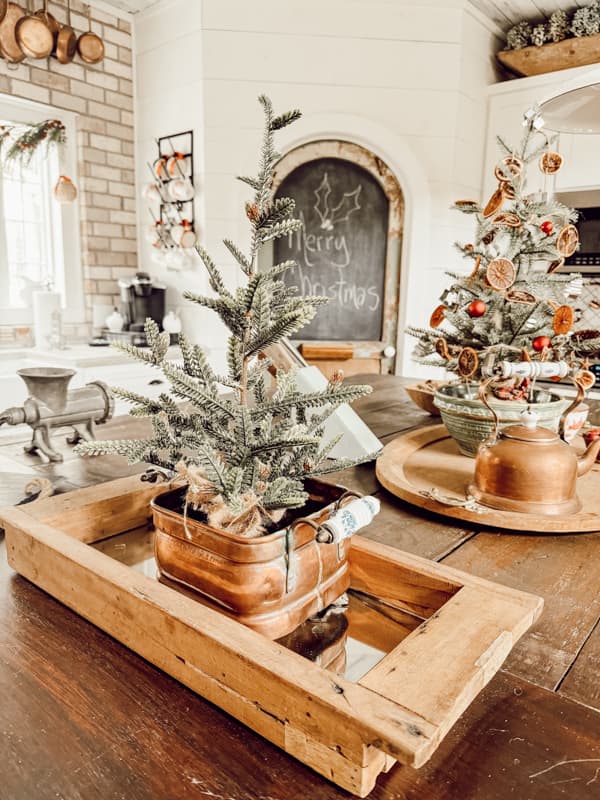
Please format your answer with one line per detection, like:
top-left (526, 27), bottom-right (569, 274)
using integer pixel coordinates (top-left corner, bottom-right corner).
top-left (117, 272), bottom-right (166, 345)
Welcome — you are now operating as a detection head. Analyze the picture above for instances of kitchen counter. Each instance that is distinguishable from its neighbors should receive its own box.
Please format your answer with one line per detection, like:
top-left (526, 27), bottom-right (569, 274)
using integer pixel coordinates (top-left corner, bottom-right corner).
top-left (0, 343), bottom-right (181, 370)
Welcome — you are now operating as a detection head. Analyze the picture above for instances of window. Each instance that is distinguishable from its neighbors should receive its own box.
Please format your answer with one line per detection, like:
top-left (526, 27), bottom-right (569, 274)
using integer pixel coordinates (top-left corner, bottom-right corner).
top-left (0, 97), bottom-right (83, 325)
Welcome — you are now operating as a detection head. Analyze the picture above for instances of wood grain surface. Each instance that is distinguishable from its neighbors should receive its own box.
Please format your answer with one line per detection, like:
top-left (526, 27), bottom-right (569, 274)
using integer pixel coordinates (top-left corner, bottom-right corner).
top-left (0, 373), bottom-right (598, 799)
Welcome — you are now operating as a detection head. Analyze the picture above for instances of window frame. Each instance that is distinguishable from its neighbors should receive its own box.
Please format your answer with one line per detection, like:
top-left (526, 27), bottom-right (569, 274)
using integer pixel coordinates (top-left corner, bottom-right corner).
top-left (0, 94), bottom-right (84, 326)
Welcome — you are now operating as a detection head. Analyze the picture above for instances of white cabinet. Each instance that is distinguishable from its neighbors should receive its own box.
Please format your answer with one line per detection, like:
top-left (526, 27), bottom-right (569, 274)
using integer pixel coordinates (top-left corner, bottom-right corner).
top-left (484, 64), bottom-right (600, 199)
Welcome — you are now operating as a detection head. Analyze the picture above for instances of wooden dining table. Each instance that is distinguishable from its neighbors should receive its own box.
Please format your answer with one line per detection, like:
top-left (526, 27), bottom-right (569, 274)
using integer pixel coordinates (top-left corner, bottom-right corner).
top-left (0, 374), bottom-right (598, 800)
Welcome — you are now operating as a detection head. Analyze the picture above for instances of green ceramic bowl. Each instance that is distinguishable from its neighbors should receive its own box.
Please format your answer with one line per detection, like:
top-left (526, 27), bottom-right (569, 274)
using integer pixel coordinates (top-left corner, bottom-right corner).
top-left (434, 382), bottom-right (570, 457)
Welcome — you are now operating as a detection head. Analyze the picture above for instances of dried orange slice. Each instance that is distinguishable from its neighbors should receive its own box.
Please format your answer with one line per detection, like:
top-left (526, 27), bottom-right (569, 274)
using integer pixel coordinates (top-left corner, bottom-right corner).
top-left (499, 181), bottom-right (516, 200)
top-left (552, 304), bottom-right (574, 335)
top-left (435, 338), bottom-right (450, 360)
top-left (430, 305), bottom-right (446, 328)
top-left (539, 151), bottom-right (563, 174)
top-left (547, 258), bottom-right (565, 274)
top-left (492, 212), bottom-right (521, 227)
top-left (556, 224), bottom-right (579, 257)
top-left (506, 288), bottom-right (536, 304)
top-left (483, 187), bottom-right (504, 218)
top-left (494, 156), bottom-right (523, 181)
top-left (575, 370), bottom-right (596, 390)
top-left (486, 258), bottom-right (516, 290)
top-left (457, 347), bottom-right (479, 378)
top-left (455, 199), bottom-right (479, 208)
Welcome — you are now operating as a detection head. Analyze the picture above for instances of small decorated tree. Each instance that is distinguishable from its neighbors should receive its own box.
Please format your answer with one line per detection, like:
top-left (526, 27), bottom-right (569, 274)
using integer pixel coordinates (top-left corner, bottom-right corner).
top-left (77, 96), bottom-right (380, 537)
top-left (407, 123), bottom-right (600, 388)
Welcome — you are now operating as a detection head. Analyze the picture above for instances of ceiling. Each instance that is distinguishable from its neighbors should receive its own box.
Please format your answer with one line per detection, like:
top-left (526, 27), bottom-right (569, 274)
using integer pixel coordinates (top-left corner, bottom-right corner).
top-left (97, 0), bottom-right (163, 14)
top-left (98, 0), bottom-right (594, 27)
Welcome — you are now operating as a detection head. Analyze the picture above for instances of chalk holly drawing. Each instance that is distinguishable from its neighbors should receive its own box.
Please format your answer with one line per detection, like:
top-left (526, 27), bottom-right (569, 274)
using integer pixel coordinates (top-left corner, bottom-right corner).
top-left (314, 173), bottom-right (362, 231)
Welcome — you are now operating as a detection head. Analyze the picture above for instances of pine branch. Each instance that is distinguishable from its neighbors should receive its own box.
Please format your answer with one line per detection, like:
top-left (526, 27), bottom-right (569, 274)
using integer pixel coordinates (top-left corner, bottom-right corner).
top-left (253, 384), bottom-right (371, 419)
top-left (74, 438), bottom-right (154, 462)
top-left (112, 340), bottom-right (162, 367)
top-left (307, 449), bottom-right (382, 476)
top-left (193, 246), bottom-right (234, 300)
top-left (236, 175), bottom-right (261, 190)
top-left (270, 109), bottom-right (301, 130)
top-left (223, 238), bottom-right (252, 274)
top-left (259, 218), bottom-right (303, 244)
top-left (162, 363), bottom-right (235, 419)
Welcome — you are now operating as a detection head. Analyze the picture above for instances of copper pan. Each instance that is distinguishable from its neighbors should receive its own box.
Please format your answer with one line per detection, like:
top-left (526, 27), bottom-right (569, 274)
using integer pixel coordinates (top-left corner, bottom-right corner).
top-left (77, 4), bottom-right (103, 64)
top-left (55, 0), bottom-right (75, 64)
top-left (0, 2), bottom-right (26, 63)
top-left (15, 0), bottom-right (53, 58)
top-left (0, 1), bottom-right (8, 25)
top-left (33, 0), bottom-right (58, 52)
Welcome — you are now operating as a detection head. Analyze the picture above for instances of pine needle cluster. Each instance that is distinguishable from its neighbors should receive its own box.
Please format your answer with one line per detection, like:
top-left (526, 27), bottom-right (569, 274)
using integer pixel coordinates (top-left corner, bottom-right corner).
top-left (408, 125), bottom-right (600, 378)
top-left (77, 96), bottom-right (379, 530)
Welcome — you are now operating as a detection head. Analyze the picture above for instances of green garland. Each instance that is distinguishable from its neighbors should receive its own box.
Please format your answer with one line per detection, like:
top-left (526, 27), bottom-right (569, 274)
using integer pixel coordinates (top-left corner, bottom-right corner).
top-left (0, 119), bottom-right (66, 168)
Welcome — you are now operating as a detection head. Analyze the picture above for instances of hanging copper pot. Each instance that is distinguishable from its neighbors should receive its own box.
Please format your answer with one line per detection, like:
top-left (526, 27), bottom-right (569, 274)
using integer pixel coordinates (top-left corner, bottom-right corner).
top-left (76, 4), bottom-right (103, 64)
top-left (0, 2), bottom-right (26, 63)
top-left (55, 0), bottom-right (75, 64)
top-left (0, 1), bottom-right (8, 25)
top-left (15, 0), bottom-right (53, 59)
top-left (33, 0), bottom-right (58, 52)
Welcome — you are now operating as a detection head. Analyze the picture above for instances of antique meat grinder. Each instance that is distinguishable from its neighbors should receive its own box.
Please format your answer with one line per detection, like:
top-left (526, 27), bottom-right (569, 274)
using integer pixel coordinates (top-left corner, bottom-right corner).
top-left (0, 368), bottom-right (113, 463)
top-left (469, 359), bottom-right (600, 515)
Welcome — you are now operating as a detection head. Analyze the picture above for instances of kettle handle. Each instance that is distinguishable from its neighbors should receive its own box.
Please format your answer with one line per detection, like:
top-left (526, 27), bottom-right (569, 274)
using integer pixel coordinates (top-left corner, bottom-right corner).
top-left (478, 377), bottom-right (500, 443)
top-left (558, 379), bottom-right (586, 441)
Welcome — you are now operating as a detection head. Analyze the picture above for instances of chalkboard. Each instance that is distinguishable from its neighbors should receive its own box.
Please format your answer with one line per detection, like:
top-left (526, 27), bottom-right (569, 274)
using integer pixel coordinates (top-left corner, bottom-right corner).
top-left (273, 157), bottom-right (388, 341)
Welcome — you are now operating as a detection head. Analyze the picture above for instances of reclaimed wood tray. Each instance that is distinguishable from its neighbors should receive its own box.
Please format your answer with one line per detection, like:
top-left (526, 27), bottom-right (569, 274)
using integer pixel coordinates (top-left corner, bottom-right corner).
top-left (0, 475), bottom-right (542, 796)
top-left (376, 425), bottom-right (600, 534)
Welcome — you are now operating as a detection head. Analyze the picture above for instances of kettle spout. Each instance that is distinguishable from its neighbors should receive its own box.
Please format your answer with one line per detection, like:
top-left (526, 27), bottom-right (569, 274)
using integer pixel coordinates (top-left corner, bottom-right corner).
top-left (577, 437), bottom-right (600, 477)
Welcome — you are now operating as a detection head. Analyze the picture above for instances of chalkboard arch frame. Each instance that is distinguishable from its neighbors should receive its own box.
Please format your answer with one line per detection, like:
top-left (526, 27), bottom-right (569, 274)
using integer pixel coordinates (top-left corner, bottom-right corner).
top-left (267, 140), bottom-right (404, 374)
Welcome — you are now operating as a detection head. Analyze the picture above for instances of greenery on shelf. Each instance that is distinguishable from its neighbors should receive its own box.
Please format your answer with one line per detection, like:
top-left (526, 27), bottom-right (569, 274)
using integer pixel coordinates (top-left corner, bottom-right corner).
top-left (0, 119), bottom-right (66, 168)
top-left (407, 124), bottom-right (600, 383)
top-left (505, 1), bottom-right (600, 50)
top-left (76, 95), bottom-right (379, 537)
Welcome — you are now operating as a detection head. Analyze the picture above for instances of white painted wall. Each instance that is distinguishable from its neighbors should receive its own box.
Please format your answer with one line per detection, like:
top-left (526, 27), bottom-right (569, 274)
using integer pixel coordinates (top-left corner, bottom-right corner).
top-left (135, 0), bottom-right (502, 375)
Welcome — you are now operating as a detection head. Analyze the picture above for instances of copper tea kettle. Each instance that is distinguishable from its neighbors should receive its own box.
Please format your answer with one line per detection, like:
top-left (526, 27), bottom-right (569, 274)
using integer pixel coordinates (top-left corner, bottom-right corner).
top-left (469, 379), bottom-right (600, 516)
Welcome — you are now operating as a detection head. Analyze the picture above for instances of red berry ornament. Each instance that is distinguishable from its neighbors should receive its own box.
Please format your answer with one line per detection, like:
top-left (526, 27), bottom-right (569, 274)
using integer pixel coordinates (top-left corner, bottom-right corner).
top-left (467, 299), bottom-right (487, 318)
top-left (532, 335), bottom-right (551, 351)
top-left (540, 220), bottom-right (553, 235)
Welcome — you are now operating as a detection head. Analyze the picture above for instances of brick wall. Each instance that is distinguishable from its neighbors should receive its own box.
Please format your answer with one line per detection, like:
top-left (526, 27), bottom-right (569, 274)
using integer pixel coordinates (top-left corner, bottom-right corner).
top-left (0, 0), bottom-right (136, 341)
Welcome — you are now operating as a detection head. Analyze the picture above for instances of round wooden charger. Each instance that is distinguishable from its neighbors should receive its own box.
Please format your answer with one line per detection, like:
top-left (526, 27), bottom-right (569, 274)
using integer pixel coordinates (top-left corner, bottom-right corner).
top-left (375, 425), bottom-right (600, 533)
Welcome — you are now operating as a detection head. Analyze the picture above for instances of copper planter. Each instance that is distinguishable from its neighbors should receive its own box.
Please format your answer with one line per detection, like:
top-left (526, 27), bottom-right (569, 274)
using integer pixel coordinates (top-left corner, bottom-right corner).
top-left (151, 478), bottom-right (353, 639)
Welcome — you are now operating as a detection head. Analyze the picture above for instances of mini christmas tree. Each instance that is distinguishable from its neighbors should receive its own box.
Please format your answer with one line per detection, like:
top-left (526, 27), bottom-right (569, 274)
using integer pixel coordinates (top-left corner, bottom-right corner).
top-left (77, 96), bottom-right (379, 537)
top-left (408, 121), bottom-right (600, 388)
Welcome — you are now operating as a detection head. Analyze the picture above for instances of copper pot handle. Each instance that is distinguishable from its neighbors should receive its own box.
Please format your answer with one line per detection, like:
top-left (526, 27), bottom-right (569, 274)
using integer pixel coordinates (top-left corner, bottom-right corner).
top-left (289, 489), bottom-right (363, 544)
top-left (558, 378), bottom-right (586, 441)
top-left (478, 377), bottom-right (500, 443)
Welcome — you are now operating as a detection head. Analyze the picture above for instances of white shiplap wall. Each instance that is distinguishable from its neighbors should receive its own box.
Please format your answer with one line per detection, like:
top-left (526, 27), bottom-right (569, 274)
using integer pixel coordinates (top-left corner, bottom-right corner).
top-left (135, 0), bottom-right (503, 374)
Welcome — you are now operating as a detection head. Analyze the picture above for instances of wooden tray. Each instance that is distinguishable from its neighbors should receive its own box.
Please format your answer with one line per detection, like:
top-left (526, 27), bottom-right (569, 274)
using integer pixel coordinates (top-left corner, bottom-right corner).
top-left (376, 425), bottom-right (600, 534)
top-left (0, 476), bottom-right (542, 797)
